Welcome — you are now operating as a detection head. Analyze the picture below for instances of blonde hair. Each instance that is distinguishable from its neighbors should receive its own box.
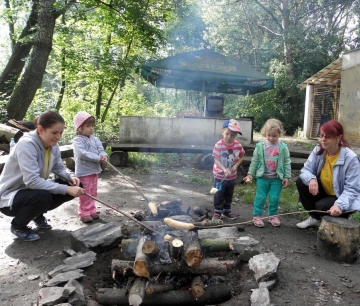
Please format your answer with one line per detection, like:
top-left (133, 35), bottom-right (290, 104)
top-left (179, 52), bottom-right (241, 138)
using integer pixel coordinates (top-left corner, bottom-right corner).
top-left (260, 118), bottom-right (284, 137)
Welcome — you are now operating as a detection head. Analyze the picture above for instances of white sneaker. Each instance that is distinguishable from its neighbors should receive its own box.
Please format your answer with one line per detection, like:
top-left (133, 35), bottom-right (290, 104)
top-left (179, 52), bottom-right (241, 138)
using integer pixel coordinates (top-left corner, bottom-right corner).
top-left (296, 216), bottom-right (321, 229)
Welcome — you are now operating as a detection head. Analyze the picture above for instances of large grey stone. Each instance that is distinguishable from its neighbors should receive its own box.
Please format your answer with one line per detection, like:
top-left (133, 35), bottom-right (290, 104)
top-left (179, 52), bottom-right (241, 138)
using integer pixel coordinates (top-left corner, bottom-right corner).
top-left (250, 287), bottom-right (271, 306)
top-left (46, 270), bottom-right (84, 287)
top-left (39, 286), bottom-right (75, 306)
top-left (248, 252), bottom-right (280, 283)
top-left (232, 235), bottom-right (264, 262)
top-left (48, 251), bottom-right (97, 277)
top-left (198, 226), bottom-right (240, 239)
top-left (70, 222), bottom-right (124, 253)
top-left (65, 279), bottom-right (86, 306)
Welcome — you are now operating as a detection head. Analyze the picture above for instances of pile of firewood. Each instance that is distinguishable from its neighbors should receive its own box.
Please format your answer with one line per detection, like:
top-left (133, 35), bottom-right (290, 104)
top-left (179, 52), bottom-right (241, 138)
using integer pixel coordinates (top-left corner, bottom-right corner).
top-left (95, 199), bottom-right (237, 306)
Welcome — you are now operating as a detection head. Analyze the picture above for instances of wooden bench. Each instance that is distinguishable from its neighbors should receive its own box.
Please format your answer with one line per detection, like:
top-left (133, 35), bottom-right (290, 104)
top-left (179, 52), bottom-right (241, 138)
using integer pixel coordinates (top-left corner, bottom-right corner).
top-left (110, 143), bottom-right (308, 170)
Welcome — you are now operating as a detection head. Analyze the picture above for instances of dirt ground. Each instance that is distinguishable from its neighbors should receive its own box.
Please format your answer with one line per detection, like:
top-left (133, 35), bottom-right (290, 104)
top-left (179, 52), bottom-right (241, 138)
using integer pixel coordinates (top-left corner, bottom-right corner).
top-left (1, 139), bottom-right (360, 306)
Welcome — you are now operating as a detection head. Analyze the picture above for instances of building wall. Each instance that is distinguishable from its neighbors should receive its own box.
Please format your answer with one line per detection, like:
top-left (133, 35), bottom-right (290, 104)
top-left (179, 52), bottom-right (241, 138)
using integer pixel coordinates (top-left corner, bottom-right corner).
top-left (339, 49), bottom-right (360, 146)
top-left (118, 116), bottom-right (253, 146)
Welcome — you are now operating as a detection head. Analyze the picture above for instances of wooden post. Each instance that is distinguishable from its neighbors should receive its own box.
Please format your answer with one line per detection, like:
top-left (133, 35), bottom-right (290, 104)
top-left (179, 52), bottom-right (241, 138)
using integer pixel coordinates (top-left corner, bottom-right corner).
top-left (317, 216), bottom-right (359, 264)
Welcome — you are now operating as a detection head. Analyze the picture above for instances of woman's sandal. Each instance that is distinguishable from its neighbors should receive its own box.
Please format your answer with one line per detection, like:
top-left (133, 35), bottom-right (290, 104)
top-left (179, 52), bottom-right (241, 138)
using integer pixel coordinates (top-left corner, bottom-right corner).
top-left (252, 216), bottom-right (265, 228)
top-left (268, 216), bottom-right (281, 227)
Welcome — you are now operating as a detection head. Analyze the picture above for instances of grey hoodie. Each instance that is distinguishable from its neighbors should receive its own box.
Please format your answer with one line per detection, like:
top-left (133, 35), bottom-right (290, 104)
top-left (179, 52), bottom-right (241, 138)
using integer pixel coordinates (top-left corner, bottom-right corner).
top-left (0, 130), bottom-right (74, 208)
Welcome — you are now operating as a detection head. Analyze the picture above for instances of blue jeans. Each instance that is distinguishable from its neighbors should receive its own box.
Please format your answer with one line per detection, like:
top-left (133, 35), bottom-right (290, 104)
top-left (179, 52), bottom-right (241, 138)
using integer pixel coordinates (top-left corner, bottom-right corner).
top-left (252, 178), bottom-right (282, 216)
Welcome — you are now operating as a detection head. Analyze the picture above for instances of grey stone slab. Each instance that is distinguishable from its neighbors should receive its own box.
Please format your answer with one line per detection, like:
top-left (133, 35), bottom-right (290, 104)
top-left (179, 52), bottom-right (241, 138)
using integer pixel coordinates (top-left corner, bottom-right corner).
top-left (248, 252), bottom-right (280, 283)
top-left (65, 279), bottom-right (86, 306)
top-left (70, 222), bottom-right (124, 253)
top-left (250, 287), bottom-right (271, 306)
top-left (46, 270), bottom-right (84, 287)
top-left (197, 226), bottom-right (240, 239)
top-left (39, 286), bottom-right (75, 306)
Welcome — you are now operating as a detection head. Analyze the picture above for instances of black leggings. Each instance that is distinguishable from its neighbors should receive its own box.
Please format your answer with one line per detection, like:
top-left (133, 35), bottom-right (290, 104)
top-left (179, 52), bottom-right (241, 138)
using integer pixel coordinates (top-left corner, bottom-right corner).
top-left (296, 177), bottom-right (338, 220)
top-left (0, 179), bottom-right (76, 229)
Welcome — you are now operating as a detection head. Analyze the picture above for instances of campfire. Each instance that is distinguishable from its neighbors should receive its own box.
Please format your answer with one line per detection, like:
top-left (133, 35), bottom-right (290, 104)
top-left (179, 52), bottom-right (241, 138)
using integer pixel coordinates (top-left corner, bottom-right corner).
top-left (95, 198), bottom-right (238, 306)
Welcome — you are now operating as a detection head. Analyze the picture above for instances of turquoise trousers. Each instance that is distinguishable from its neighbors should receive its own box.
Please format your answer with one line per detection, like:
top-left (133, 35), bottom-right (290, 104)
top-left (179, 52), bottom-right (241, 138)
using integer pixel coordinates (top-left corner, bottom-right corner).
top-left (252, 177), bottom-right (282, 216)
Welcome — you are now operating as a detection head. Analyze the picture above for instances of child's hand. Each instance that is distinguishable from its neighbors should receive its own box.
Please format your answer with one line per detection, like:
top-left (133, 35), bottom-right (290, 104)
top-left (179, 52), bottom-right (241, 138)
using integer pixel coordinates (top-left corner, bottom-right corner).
top-left (243, 175), bottom-right (252, 184)
top-left (100, 156), bottom-right (108, 163)
top-left (282, 178), bottom-right (289, 188)
top-left (230, 165), bottom-right (238, 173)
top-left (224, 168), bottom-right (231, 177)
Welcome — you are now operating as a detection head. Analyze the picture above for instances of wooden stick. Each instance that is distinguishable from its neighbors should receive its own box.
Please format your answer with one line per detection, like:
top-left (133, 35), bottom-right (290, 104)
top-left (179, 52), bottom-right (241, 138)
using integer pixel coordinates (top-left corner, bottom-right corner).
top-left (53, 172), bottom-right (162, 236)
top-left (105, 160), bottom-right (151, 203)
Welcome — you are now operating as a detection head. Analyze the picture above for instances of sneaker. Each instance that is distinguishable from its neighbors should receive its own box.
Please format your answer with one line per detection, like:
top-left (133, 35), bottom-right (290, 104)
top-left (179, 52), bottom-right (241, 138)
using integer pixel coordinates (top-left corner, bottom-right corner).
top-left (212, 213), bottom-right (221, 220)
top-left (11, 225), bottom-right (40, 241)
top-left (296, 216), bottom-right (321, 229)
top-left (268, 216), bottom-right (281, 227)
top-left (90, 212), bottom-right (99, 219)
top-left (33, 215), bottom-right (52, 229)
top-left (252, 216), bottom-right (265, 228)
top-left (80, 216), bottom-right (93, 223)
top-left (222, 212), bottom-right (236, 220)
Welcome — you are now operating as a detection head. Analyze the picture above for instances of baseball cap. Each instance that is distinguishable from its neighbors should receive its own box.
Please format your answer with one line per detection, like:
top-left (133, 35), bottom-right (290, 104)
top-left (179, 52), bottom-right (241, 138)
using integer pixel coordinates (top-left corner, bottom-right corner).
top-left (223, 119), bottom-right (242, 135)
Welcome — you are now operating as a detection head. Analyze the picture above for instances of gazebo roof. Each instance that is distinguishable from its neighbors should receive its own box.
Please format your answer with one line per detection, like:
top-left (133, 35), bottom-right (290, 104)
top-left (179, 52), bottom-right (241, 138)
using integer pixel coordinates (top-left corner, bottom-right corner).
top-left (299, 58), bottom-right (342, 89)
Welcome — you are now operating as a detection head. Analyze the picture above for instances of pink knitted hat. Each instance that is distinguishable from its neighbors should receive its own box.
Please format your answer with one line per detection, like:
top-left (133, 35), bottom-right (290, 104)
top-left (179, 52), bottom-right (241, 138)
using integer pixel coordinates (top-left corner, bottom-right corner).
top-left (73, 111), bottom-right (94, 130)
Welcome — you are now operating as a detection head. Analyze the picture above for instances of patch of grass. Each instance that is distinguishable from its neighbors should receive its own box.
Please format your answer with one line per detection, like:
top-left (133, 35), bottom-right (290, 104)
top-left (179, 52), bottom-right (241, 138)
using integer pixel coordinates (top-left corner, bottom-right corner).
top-left (296, 141), bottom-right (316, 150)
top-left (190, 176), bottom-right (212, 186)
top-left (352, 212), bottom-right (360, 223)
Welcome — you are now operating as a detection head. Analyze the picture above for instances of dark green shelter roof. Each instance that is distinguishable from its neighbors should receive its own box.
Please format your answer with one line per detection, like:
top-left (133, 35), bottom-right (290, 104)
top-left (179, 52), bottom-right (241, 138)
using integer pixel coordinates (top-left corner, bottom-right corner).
top-left (141, 49), bottom-right (274, 95)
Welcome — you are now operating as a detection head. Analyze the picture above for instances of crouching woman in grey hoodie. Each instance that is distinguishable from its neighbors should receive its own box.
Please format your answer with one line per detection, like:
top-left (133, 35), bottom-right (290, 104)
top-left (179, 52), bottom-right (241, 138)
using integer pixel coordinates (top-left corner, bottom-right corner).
top-left (0, 111), bottom-right (84, 241)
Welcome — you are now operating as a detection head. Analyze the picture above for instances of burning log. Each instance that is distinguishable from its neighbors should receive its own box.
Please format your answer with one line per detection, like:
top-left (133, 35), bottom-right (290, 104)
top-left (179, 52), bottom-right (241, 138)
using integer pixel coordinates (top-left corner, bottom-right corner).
top-left (129, 277), bottom-right (147, 306)
top-left (96, 283), bottom-right (232, 305)
top-left (145, 283), bottom-right (177, 294)
top-left (183, 231), bottom-right (203, 267)
top-left (191, 276), bottom-right (205, 298)
top-left (170, 238), bottom-right (184, 260)
top-left (133, 235), bottom-right (151, 277)
top-left (317, 216), bottom-right (359, 263)
top-left (112, 258), bottom-right (236, 277)
top-left (142, 240), bottom-right (160, 259)
top-left (120, 237), bottom-right (233, 258)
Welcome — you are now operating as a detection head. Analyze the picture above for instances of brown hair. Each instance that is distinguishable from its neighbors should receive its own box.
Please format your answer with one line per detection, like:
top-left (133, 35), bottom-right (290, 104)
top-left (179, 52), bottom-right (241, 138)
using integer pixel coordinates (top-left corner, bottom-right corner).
top-left (34, 110), bottom-right (65, 129)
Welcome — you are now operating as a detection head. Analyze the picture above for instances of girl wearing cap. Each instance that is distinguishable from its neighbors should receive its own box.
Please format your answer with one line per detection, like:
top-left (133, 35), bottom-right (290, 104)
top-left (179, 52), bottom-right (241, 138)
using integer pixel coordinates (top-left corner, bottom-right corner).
top-left (73, 111), bottom-right (108, 223)
top-left (0, 110), bottom-right (84, 241)
top-left (243, 118), bottom-right (291, 227)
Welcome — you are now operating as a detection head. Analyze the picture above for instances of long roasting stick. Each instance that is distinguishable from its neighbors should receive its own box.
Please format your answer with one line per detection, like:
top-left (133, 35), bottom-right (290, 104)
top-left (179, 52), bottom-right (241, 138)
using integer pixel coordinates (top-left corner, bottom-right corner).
top-left (53, 172), bottom-right (161, 235)
top-left (105, 160), bottom-right (151, 203)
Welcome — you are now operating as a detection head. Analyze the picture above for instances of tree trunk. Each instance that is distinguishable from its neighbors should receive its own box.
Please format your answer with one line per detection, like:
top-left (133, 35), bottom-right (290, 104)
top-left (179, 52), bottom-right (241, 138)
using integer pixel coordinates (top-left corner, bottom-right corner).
top-left (112, 258), bottom-right (236, 277)
top-left (317, 216), bottom-right (359, 264)
top-left (6, 0), bottom-right (56, 120)
top-left (96, 283), bottom-right (232, 306)
top-left (0, 0), bottom-right (39, 99)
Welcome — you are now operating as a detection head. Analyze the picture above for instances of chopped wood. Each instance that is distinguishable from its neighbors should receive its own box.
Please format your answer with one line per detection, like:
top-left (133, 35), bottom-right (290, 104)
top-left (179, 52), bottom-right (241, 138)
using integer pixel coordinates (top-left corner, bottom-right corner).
top-left (145, 283), bottom-right (177, 294)
top-left (133, 235), bottom-right (151, 278)
top-left (191, 276), bottom-right (205, 298)
top-left (200, 238), bottom-right (233, 253)
top-left (112, 258), bottom-right (236, 277)
top-left (96, 283), bottom-right (232, 305)
top-left (142, 241), bottom-right (160, 259)
top-left (317, 216), bottom-right (359, 263)
top-left (183, 231), bottom-right (203, 267)
top-left (170, 238), bottom-right (184, 260)
top-left (129, 277), bottom-right (147, 306)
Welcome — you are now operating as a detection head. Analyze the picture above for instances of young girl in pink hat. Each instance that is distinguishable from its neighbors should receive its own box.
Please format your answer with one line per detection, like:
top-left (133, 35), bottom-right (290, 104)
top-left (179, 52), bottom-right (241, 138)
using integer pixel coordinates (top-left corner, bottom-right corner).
top-left (73, 111), bottom-right (108, 223)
